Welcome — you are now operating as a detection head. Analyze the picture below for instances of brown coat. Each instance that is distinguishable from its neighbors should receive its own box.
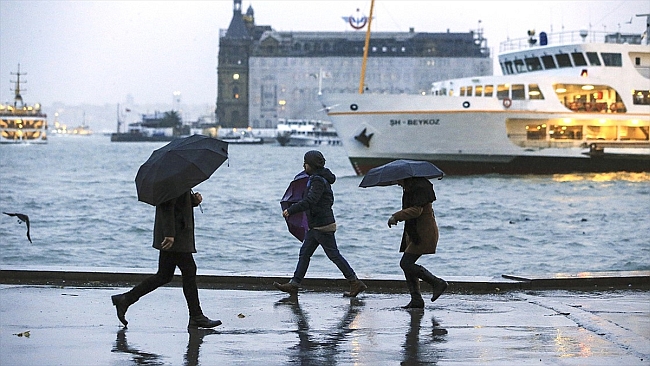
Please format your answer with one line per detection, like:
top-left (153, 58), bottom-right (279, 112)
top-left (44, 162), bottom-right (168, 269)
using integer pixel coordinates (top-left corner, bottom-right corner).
top-left (392, 202), bottom-right (439, 255)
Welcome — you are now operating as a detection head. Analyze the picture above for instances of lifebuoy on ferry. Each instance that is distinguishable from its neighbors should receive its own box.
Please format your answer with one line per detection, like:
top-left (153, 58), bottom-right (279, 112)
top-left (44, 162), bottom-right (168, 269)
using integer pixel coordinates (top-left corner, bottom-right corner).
top-left (503, 98), bottom-right (512, 108)
top-left (462, 101), bottom-right (470, 108)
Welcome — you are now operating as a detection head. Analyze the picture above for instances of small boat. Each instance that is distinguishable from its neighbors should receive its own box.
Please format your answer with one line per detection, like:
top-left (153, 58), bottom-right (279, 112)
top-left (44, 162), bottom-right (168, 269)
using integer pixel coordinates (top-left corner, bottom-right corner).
top-left (0, 65), bottom-right (48, 144)
top-left (322, 16), bottom-right (650, 175)
top-left (275, 118), bottom-right (341, 147)
top-left (219, 129), bottom-right (264, 144)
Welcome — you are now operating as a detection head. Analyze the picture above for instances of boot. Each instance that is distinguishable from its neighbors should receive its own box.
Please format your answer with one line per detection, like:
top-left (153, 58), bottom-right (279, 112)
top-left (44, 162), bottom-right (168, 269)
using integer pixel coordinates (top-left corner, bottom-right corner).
top-left (417, 266), bottom-right (448, 303)
top-left (111, 294), bottom-right (131, 327)
top-left (402, 276), bottom-right (424, 309)
top-left (273, 281), bottom-right (299, 295)
top-left (188, 314), bottom-right (222, 329)
top-left (343, 279), bottom-right (367, 297)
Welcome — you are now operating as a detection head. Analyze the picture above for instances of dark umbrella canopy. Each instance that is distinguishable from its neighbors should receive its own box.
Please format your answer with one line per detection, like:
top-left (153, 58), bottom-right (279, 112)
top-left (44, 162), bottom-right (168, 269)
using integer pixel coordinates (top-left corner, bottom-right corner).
top-left (359, 160), bottom-right (444, 188)
top-left (135, 135), bottom-right (229, 206)
top-left (280, 171), bottom-right (309, 242)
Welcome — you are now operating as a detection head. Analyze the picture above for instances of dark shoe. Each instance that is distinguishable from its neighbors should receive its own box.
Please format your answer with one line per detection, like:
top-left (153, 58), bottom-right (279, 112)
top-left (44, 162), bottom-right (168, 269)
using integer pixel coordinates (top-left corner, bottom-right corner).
top-left (430, 278), bottom-right (448, 303)
top-left (188, 314), bottom-right (222, 329)
top-left (344, 279), bottom-right (367, 297)
top-left (273, 281), bottom-right (299, 295)
top-left (416, 266), bottom-right (448, 303)
top-left (111, 294), bottom-right (130, 327)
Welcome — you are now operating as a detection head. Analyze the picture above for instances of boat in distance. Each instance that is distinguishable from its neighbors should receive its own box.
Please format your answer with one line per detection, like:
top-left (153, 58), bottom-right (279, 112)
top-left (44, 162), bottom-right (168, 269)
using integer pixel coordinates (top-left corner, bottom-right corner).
top-left (0, 65), bottom-right (48, 144)
top-left (322, 21), bottom-right (650, 175)
top-left (276, 118), bottom-right (341, 147)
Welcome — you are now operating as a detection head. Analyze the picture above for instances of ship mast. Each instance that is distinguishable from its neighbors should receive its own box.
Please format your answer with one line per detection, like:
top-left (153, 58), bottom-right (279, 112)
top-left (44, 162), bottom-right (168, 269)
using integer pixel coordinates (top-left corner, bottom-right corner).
top-left (358, 0), bottom-right (375, 94)
top-left (10, 64), bottom-right (26, 108)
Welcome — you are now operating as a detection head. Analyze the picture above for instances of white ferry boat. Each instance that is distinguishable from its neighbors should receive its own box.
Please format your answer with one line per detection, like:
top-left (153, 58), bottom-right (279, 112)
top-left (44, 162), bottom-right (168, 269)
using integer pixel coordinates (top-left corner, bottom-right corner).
top-left (322, 18), bottom-right (650, 175)
top-left (276, 118), bottom-right (341, 146)
top-left (0, 65), bottom-right (48, 144)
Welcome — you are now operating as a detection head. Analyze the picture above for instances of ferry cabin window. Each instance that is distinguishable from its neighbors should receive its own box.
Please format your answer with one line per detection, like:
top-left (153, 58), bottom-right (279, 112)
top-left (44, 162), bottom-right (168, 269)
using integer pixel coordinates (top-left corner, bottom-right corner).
top-left (526, 124), bottom-right (547, 140)
top-left (467, 86), bottom-right (473, 96)
top-left (484, 85), bottom-right (494, 97)
top-left (633, 90), bottom-right (650, 105)
top-left (586, 125), bottom-right (617, 140)
top-left (601, 53), bottom-right (622, 67)
top-left (460, 86), bottom-right (467, 96)
top-left (475, 85), bottom-right (483, 97)
top-left (497, 84), bottom-right (509, 99)
top-left (621, 126), bottom-right (650, 141)
top-left (511, 84), bottom-right (526, 100)
top-left (514, 59), bottom-right (526, 73)
top-left (525, 57), bottom-right (543, 71)
top-left (571, 52), bottom-right (588, 66)
top-left (502, 61), bottom-right (514, 75)
top-left (555, 53), bottom-right (572, 68)
top-left (586, 52), bottom-right (601, 66)
top-left (550, 125), bottom-right (583, 140)
top-left (528, 84), bottom-right (544, 100)
top-left (541, 55), bottom-right (556, 69)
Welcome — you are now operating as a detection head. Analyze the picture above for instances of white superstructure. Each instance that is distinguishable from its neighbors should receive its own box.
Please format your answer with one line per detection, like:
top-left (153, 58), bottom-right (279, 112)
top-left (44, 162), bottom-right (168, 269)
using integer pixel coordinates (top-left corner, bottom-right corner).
top-left (323, 22), bottom-right (650, 175)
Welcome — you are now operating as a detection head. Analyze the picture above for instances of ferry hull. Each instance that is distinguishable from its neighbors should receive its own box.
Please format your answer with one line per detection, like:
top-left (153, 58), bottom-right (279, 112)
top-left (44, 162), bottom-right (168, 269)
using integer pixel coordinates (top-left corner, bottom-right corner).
top-left (348, 154), bottom-right (650, 176)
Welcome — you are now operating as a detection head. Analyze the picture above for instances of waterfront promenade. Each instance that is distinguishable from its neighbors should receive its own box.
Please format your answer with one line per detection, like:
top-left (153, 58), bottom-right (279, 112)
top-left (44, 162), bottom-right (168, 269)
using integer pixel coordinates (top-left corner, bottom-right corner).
top-left (1, 268), bottom-right (648, 365)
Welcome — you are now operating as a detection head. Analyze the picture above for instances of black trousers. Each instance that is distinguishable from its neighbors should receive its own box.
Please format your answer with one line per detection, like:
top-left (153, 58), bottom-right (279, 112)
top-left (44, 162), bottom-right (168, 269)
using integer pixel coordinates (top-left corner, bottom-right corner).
top-left (399, 252), bottom-right (423, 280)
top-left (126, 250), bottom-right (202, 317)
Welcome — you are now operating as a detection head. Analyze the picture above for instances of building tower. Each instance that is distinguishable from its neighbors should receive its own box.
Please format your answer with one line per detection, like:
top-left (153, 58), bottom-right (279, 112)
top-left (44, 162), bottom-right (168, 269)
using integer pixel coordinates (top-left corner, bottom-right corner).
top-left (216, 0), bottom-right (252, 128)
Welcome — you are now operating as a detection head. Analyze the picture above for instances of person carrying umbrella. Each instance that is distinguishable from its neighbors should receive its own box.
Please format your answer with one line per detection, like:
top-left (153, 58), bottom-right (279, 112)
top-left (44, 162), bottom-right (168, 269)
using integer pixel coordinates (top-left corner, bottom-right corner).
top-left (274, 150), bottom-right (367, 297)
top-left (360, 160), bottom-right (448, 309)
top-left (111, 135), bottom-right (227, 329)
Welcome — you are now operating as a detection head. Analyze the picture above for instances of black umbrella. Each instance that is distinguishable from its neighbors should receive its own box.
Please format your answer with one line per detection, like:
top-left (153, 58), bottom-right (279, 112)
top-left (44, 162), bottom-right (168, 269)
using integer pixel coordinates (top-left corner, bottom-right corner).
top-left (359, 160), bottom-right (444, 188)
top-left (135, 135), bottom-right (229, 206)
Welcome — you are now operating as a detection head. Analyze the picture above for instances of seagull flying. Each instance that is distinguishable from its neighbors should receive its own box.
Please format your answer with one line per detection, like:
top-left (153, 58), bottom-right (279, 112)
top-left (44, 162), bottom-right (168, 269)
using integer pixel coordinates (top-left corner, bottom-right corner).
top-left (3, 212), bottom-right (31, 243)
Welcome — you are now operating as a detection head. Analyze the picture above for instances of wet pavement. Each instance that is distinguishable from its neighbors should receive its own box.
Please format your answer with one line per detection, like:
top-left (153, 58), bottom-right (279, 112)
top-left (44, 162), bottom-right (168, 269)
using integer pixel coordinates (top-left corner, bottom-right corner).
top-left (1, 277), bottom-right (649, 365)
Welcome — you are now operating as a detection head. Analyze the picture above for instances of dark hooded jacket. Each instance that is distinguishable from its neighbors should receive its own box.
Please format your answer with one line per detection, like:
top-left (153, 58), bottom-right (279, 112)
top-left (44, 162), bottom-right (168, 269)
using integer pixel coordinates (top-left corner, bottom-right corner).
top-left (152, 190), bottom-right (199, 253)
top-left (286, 167), bottom-right (336, 228)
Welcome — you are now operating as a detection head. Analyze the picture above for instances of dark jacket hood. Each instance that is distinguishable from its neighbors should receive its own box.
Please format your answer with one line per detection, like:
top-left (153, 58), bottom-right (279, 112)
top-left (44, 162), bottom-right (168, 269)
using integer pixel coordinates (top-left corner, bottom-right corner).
top-left (312, 167), bottom-right (336, 184)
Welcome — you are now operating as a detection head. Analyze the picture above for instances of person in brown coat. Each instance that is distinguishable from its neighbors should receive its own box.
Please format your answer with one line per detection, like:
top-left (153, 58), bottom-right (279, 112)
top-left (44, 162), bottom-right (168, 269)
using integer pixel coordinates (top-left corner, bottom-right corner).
top-left (111, 190), bottom-right (221, 329)
top-left (388, 177), bottom-right (448, 308)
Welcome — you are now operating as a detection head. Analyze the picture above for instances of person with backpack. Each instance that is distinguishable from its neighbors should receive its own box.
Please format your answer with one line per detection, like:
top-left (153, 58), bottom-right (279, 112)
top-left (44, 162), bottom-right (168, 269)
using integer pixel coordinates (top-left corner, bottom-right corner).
top-left (274, 150), bottom-right (367, 297)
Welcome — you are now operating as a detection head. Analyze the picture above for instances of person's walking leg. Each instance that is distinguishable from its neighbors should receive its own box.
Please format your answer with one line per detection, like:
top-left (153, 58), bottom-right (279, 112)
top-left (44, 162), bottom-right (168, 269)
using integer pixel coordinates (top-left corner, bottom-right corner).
top-left (415, 264), bottom-right (448, 303)
top-left (177, 253), bottom-right (221, 329)
top-left (111, 251), bottom-right (176, 326)
top-left (274, 230), bottom-right (320, 294)
top-left (317, 230), bottom-right (367, 297)
top-left (400, 253), bottom-right (424, 308)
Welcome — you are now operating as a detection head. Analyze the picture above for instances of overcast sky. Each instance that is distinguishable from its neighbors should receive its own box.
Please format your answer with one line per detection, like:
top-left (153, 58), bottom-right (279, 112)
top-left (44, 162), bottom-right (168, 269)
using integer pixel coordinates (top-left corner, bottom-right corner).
top-left (1, 0), bottom-right (647, 107)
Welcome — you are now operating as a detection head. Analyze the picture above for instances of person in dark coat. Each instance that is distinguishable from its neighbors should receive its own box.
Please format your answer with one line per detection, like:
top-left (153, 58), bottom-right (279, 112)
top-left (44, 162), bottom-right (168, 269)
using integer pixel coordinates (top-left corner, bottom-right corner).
top-left (111, 191), bottom-right (221, 329)
top-left (388, 177), bottom-right (447, 308)
top-left (274, 150), bottom-right (367, 297)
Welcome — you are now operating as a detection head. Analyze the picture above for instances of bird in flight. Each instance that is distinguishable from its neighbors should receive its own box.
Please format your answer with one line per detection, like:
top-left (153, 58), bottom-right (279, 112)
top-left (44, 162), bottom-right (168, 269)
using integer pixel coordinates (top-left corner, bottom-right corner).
top-left (3, 212), bottom-right (32, 243)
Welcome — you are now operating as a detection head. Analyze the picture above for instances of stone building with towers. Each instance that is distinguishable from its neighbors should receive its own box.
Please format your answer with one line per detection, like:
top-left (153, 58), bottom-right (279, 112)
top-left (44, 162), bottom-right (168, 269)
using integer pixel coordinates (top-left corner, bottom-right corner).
top-left (216, 0), bottom-right (492, 129)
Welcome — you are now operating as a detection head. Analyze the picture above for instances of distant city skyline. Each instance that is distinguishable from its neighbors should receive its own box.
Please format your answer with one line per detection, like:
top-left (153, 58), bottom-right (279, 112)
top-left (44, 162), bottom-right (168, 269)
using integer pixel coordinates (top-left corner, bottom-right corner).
top-left (1, 0), bottom-right (647, 109)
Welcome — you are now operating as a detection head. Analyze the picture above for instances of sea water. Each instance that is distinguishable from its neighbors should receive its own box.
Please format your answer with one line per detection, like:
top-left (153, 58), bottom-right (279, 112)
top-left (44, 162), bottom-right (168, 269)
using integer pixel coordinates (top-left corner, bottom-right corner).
top-left (1, 135), bottom-right (648, 279)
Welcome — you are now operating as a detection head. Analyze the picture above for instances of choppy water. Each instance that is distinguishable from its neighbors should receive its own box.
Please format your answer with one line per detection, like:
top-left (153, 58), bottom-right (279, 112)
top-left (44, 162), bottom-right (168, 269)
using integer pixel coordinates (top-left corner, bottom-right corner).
top-left (1, 135), bottom-right (649, 279)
